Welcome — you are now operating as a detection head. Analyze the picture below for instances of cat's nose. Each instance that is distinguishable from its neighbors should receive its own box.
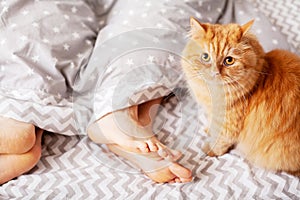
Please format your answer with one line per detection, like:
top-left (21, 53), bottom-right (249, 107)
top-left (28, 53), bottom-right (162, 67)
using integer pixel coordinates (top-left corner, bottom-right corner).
top-left (210, 71), bottom-right (220, 77)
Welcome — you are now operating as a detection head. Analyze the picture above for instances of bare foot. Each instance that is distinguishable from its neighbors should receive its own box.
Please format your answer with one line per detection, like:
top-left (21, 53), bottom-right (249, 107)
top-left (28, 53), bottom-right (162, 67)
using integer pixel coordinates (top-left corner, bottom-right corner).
top-left (88, 103), bottom-right (170, 153)
top-left (108, 144), bottom-right (193, 183)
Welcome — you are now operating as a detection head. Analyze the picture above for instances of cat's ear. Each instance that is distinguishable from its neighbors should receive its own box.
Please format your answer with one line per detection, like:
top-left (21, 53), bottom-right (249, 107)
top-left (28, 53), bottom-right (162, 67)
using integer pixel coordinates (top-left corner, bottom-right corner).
top-left (241, 19), bottom-right (254, 35)
top-left (190, 17), bottom-right (207, 35)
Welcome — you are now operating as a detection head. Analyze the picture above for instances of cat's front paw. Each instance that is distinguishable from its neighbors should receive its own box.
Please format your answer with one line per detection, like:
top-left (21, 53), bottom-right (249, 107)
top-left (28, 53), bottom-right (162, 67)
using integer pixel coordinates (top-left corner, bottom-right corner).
top-left (202, 142), bottom-right (228, 157)
top-left (202, 142), bottom-right (217, 157)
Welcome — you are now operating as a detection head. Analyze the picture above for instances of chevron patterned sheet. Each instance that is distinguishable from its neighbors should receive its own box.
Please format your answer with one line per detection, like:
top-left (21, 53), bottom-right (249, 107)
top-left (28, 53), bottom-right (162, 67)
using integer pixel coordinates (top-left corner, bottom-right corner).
top-left (1, 0), bottom-right (300, 199)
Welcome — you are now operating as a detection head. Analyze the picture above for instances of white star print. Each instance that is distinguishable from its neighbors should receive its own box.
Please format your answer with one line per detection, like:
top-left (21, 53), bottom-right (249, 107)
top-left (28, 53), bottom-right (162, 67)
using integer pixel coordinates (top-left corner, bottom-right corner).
top-left (46, 75), bottom-right (53, 81)
top-left (64, 14), bottom-right (70, 20)
top-left (103, 4), bottom-right (110, 9)
top-left (72, 32), bottom-right (80, 39)
top-left (153, 37), bottom-right (160, 43)
top-left (11, 54), bottom-right (17, 60)
top-left (1, 1), bottom-right (7, 6)
top-left (129, 10), bottom-right (134, 16)
top-left (31, 55), bottom-right (40, 63)
top-left (27, 68), bottom-right (34, 76)
top-left (63, 44), bottom-right (70, 51)
top-left (195, 12), bottom-right (202, 19)
top-left (256, 29), bottom-right (262, 34)
top-left (43, 10), bottom-right (50, 15)
top-left (160, 8), bottom-right (166, 14)
top-left (70, 62), bottom-right (75, 69)
top-left (0, 39), bottom-right (6, 45)
top-left (10, 23), bottom-right (17, 29)
top-left (2, 6), bottom-right (8, 13)
top-left (168, 54), bottom-right (175, 62)
top-left (238, 11), bottom-right (244, 15)
top-left (89, 74), bottom-right (96, 81)
top-left (85, 40), bottom-right (92, 46)
top-left (87, 17), bottom-right (93, 22)
top-left (20, 35), bottom-right (28, 42)
top-left (99, 20), bottom-right (105, 26)
top-left (53, 27), bottom-right (60, 33)
top-left (0, 65), bottom-right (5, 72)
top-left (272, 39), bottom-right (278, 45)
top-left (22, 10), bottom-right (29, 15)
top-left (145, 2), bottom-right (151, 7)
top-left (147, 55), bottom-right (155, 63)
top-left (42, 38), bottom-right (50, 44)
top-left (85, 40), bottom-right (92, 45)
top-left (126, 58), bottom-right (134, 66)
top-left (156, 23), bottom-right (163, 28)
top-left (71, 6), bottom-right (77, 13)
top-left (77, 53), bottom-right (83, 58)
top-left (32, 22), bottom-right (39, 28)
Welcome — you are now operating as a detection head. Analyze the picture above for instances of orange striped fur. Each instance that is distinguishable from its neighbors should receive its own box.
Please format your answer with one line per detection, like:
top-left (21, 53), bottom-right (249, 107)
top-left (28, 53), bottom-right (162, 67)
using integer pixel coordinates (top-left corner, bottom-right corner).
top-left (182, 17), bottom-right (300, 176)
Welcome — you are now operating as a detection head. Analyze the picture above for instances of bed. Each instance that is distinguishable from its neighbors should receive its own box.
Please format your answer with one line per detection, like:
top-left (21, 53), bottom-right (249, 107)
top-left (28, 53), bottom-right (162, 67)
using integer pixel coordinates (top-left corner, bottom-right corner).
top-left (1, 0), bottom-right (299, 199)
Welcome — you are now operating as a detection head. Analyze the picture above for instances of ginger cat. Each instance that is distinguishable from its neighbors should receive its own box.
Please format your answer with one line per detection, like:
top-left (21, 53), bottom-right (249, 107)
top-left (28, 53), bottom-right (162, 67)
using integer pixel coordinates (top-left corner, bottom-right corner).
top-left (182, 17), bottom-right (300, 176)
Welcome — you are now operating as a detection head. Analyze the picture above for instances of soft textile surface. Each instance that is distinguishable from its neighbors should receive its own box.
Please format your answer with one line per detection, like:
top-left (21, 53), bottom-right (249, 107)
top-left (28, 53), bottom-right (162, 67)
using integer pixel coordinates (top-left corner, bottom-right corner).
top-left (1, 93), bottom-right (299, 199)
top-left (1, 0), bottom-right (300, 199)
top-left (0, 0), bottom-right (293, 135)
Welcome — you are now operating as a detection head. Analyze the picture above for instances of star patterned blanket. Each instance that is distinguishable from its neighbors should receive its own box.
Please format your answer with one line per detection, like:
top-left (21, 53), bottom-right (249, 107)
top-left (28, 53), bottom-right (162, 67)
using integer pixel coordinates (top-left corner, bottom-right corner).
top-left (0, 0), bottom-right (300, 199)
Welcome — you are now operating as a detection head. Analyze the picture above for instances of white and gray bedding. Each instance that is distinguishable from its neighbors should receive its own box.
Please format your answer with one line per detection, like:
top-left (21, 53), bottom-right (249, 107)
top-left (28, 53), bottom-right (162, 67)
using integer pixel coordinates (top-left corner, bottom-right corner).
top-left (0, 0), bottom-right (299, 199)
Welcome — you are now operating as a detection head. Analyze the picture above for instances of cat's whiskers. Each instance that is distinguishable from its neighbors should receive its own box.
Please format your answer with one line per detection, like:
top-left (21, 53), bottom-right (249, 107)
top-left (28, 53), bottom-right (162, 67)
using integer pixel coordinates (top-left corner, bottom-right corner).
top-left (223, 80), bottom-right (242, 107)
top-left (224, 76), bottom-right (250, 108)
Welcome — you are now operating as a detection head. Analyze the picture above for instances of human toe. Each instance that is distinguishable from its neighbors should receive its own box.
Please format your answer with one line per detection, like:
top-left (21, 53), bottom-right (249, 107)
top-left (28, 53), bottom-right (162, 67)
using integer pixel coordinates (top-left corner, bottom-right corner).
top-left (169, 163), bottom-right (192, 179)
top-left (135, 141), bottom-right (150, 153)
top-left (146, 140), bottom-right (158, 152)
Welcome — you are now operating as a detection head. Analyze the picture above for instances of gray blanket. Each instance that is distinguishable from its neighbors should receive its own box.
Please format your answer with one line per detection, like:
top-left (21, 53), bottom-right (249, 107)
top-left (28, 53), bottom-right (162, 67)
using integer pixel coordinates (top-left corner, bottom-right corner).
top-left (0, 0), bottom-right (293, 135)
top-left (1, 0), bottom-right (299, 199)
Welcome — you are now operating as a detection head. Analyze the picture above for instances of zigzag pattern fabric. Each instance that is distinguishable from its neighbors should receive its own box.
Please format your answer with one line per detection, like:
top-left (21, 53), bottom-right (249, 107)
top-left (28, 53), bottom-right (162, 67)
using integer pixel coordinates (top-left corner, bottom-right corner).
top-left (1, 92), bottom-right (299, 199)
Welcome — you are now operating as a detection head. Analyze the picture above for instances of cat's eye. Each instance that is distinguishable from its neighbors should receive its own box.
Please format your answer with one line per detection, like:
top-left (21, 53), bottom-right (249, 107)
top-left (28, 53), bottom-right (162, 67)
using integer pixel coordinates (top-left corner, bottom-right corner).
top-left (223, 56), bottom-right (235, 66)
top-left (201, 53), bottom-right (210, 62)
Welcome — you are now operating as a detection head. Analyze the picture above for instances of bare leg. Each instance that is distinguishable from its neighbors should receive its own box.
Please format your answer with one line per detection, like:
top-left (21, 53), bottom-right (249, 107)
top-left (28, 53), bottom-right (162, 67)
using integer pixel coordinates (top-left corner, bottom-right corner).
top-left (0, 117), bottom-right (43, 185)
top-left (0, 117), bottom-right (36, 154)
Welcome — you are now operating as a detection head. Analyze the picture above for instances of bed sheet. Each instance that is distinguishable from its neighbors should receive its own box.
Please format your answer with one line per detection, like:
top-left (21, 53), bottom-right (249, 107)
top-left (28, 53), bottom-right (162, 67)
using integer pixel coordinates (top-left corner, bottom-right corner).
top-left (1, 91), bottom-right (299, 199)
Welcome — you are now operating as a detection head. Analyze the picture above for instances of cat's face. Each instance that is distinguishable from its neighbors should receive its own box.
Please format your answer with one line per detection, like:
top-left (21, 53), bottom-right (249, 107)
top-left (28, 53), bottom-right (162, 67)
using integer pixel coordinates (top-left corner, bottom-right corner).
top-left (182, 18), bottom-right (265, 99)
